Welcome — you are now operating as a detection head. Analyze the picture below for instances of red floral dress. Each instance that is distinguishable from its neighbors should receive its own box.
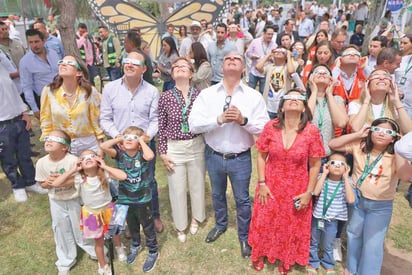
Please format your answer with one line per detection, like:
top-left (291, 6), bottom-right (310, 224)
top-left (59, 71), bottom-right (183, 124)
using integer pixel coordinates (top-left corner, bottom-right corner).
top-left (249, 120), bottom-right (325, 269)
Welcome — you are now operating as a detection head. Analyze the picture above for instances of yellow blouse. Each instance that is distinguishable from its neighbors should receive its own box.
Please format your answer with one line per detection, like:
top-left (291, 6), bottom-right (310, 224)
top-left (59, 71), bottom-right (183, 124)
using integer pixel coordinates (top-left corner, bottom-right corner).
top-left (40, 85), bottom-right (105, 141)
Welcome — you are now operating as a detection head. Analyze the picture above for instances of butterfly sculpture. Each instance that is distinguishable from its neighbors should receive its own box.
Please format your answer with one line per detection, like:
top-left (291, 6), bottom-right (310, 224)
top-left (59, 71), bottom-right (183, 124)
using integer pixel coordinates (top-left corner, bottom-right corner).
top-left (88, 0), bottom-right (231, 58)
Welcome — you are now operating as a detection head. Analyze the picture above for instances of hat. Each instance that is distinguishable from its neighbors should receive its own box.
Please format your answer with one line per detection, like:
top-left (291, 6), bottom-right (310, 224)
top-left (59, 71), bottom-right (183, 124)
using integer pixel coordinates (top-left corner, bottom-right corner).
top-left (190, 21), bottom-right (201, 28)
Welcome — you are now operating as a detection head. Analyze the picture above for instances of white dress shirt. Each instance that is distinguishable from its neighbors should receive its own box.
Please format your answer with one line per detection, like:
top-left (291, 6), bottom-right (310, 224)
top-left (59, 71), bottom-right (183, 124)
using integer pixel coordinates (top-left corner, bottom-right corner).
top-left (189, 82), bottom-right (269, 154)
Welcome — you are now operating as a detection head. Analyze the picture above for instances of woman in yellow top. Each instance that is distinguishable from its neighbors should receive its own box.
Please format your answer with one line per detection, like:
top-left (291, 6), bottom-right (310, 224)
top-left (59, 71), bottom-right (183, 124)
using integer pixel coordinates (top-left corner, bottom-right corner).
top-left (40, 55), bottom-right (105, 156)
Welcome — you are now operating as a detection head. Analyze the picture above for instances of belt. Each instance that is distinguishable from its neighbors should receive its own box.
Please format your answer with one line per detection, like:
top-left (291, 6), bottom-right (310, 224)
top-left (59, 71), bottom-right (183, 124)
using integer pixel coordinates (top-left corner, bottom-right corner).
top-left (0, 115), bottom-right (22, 126)
top-left (210, 147), bottom-right (250, 160)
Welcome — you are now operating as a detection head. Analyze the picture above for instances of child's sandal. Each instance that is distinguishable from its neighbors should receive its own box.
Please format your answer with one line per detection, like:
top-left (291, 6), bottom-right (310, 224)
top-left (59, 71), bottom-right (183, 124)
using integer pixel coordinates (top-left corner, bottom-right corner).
top-left (306, 266), bottom-right (318, 274)
top-left (325, 270), bottom-right (337, 275)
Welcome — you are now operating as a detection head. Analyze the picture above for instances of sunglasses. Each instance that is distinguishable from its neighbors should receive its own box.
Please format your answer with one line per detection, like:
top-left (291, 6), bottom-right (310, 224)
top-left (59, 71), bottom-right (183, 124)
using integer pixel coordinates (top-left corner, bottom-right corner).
top-left (44, 135), bottom-right (70, 146)
top-left (272, 48), bottom-right (287, 54)
top-left (368, 74), bottom-right (392, 81)
top-left (370, 126), bottom-right (397, 137)
top-left (341, 50), bottom-right (361, 57)
top-left (282, 94), bottom-right (306, 101)
top-left (224, 55), bottom-right (242, 62)
top-left (57, 59), bottom-right (81, 70)
top-left (313, 69), bottom-right (331, 76)
top-left (223, 95), bottom-right (232, 111)
top-left (328, 160), bottom-right (347, 167)
top-left (80, 154), bottom-right (96, 161)
top-left (123, 58), bottom-right (145, 66)
top-left (123, 134), bottom-right (140, 141)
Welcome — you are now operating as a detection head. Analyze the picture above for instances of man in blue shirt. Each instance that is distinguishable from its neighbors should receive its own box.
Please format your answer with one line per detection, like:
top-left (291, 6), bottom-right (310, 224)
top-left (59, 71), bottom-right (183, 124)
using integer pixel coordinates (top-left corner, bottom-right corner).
top-left (207, 23), bottom-right (237, 85)
top-left (33, 21), bottom-right (65, 59)
top-left (19, 29), bottom-right (59, 118)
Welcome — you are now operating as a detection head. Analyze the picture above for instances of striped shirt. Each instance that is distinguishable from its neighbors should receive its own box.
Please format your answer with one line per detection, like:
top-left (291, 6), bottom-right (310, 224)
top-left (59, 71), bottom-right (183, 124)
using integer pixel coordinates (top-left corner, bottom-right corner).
top-left (313, 178), bottom-right (349, 221)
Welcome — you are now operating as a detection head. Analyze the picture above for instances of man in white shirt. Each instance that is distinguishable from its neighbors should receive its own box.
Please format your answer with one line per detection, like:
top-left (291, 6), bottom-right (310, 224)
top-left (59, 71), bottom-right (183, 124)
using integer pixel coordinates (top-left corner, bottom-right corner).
top-left (189, 51), bottom-right (269, 258)
top-left (179, 21), bottom-right (202, 57)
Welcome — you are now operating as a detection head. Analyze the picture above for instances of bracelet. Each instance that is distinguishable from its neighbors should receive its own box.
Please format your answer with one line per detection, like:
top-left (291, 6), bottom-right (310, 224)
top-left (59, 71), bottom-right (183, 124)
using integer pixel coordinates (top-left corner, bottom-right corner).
top-left (396, 106), bottom-right (404, 111)
top-left (307, 190), bottom-right (315, 196)
top-left (258, 181), bottom-right (266, 186)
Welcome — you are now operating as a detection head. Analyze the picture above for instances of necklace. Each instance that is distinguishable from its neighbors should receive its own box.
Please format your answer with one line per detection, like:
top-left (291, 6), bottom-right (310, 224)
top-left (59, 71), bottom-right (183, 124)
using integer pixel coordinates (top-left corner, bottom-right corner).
top-left (63, 92), bottom-right (75, 98)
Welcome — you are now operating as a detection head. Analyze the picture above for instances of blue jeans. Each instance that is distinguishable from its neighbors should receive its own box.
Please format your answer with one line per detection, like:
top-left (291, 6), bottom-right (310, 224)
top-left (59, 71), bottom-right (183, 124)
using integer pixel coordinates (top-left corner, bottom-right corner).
top-left (148, 139), bottom-right (160, 219)
top-left (87, 64), bottom-right (99, 85)
top-left (309, 217), bottom-right (337, 270)
top-left (0, 119), bottom-right (35, 189)
top-left (205, 145), bottom-right (252, 241)
top-left (248, 73), bottom-right (265, 94)
top-left (346, 196), bottom-right (393, 275)
top-left (106, 67), bottom-right (123, 81)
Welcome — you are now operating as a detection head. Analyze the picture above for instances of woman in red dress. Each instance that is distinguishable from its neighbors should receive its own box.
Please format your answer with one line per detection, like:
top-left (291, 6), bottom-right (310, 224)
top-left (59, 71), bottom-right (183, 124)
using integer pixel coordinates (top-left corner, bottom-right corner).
top-left (249, 89), bottom-right (325, 274)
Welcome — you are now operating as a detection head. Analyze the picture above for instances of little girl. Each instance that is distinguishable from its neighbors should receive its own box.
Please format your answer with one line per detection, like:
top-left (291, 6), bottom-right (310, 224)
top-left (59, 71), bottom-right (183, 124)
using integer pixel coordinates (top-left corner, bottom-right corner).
top-left (307, 152), bottom-right (355, 275)
top-left (53, 150), bottom-right (127, 275)
top-left (329, 117), bottom-right (412, 275)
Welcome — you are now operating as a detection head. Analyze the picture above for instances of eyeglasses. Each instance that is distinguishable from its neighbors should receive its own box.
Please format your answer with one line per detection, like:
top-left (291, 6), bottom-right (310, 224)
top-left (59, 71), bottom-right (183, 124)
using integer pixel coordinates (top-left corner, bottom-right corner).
top-left (341, 50), bottom-right (361, 57)
top-left (80, 154), bottom-right (96, 161)
top-left (172, 62), bottom-right (192, 70)
top-left (44, 135), bottom-right (70, 146)
top-left (223, 95), bottom-right (232, 111)
top-left (123, 134), bottom-right (140, 141)
top-left (328, 160), bottom-right (346, 167)
top-left (123, 58), bottom-right (145, 66)
top-left (57, 59), bottom-right (81, 70)
top-left (282, 94), bottom-right (306, 101)
top-left (368, 74), bottom-right (392, 81)
top-left (224, 55), bottom-right (242, 62)
top-left (313, 69), bottom-right (330, 76)
top-left (370, 126), bottom-right (397, 137)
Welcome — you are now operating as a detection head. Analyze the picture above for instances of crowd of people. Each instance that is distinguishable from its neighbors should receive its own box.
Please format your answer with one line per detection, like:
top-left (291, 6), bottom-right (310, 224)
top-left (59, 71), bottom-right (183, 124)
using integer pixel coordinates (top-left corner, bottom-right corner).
top-left (1, 1), bottom-right (412, 275)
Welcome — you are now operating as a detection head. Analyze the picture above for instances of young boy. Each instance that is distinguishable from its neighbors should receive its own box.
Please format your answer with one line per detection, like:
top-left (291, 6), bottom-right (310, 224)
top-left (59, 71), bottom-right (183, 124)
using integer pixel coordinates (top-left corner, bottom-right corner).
top-left (100, 126), bottom-right (159, 273)
top-left (307, 152), bottom-right (355, 275)
top-left (35, 130), bottom-right (96, 275)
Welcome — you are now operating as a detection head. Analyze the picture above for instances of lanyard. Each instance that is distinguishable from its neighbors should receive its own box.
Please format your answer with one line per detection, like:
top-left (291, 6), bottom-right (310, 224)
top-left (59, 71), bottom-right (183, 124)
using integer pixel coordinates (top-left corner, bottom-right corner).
top-left (322, 179), bottom-right (342, 218)
top-left (403, 56), bottom-right (412, 75)
top-left (172, 87), bottom-right (193, 122)
top-left (356, 152), bottom-right (385, 187)
top-left (371, 101), bottom-right (386, 120)
top-left (316, 98), bottom-right (328, 131)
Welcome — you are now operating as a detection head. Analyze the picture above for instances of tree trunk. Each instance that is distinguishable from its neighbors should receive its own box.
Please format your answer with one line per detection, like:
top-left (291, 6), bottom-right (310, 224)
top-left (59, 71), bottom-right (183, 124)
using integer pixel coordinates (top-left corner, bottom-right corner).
top-left (362, 0), bottom-right (386, 53)
top-left (58, 0), bottom-right (80, 59)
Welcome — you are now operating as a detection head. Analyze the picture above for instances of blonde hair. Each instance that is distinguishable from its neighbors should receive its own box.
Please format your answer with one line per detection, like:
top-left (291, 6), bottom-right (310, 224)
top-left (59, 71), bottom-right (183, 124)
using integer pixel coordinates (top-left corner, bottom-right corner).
top-left (359, 69), bottom-right (396, 125)
top-left (79, 150), bottom-right (109, 189)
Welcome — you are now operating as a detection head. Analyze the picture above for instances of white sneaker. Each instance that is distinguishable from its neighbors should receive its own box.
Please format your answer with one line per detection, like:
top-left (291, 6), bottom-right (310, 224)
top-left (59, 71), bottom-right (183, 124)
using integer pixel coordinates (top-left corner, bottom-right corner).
top-left (13, 188), bottom-right (28, 202)
top-left (115, 245), bottom-right (127, 262)
top-left (333, 238), bottom-right (343, 262)
top-left (57, 271), bottom-right (69, 275)
top-left (98, 264), bottom-right (112, 275)
top-left (177, 231), bottom-right (186, 243)
top-left (26, 182), bottom-right (48, 194)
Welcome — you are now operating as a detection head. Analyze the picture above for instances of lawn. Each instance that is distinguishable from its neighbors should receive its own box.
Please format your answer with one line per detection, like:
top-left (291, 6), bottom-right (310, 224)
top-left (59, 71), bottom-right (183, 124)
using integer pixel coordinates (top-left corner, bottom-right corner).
top-left (0, 120), bottom-right (411, 275)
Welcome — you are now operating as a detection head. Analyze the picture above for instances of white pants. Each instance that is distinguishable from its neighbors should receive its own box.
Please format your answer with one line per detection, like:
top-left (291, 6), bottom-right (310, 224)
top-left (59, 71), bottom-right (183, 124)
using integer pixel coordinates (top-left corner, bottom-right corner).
top-left (69, 135), bottom-right (99, 157)
top-left (49, 197), bottom-right (96, 272)
top-left (167, 136), bottom-right (206, 231)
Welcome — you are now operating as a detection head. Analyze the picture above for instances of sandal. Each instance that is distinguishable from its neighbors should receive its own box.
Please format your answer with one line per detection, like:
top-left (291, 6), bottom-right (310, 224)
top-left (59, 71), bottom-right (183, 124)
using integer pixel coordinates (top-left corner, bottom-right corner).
top-left (325, 269), bottom-right (337, 275)
top-left (189, 219), bottom-right (199, 235)
top-left (306, 266), bottom-right (318, 275)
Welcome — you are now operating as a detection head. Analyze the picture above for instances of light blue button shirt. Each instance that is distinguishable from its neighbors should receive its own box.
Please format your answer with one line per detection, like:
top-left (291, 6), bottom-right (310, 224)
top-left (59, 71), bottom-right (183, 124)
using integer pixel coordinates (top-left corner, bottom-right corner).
top-left (19, 48), bottom-right (59, 112)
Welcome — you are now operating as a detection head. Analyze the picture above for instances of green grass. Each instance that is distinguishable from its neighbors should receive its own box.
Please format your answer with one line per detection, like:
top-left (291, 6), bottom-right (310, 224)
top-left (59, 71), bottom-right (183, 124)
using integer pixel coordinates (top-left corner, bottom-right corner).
top-left (1, 121), bottom-right (411, 274)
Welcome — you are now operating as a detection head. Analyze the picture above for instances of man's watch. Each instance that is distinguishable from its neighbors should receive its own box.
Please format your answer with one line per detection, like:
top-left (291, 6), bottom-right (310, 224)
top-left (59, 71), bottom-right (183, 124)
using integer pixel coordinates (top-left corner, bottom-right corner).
top-left (240, 117), bottom-right (248, 126)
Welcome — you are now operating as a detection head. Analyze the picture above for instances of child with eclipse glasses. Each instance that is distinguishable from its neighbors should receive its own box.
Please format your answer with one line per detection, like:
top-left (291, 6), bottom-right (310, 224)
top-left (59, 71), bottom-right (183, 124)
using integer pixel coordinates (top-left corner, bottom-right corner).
top-left (100, 126), bottom-right (159, 273)
top-left (35, 130), bottom-right (97, 274)
top-left (307, 152), bottom-right (355, 275)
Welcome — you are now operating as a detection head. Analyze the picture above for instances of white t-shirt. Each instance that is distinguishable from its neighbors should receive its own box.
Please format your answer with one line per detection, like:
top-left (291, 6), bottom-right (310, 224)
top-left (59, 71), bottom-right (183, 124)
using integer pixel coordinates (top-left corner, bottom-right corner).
top-left (35, 153), bottom-right (80, 200)
top-left (78, 175), bottom-right (112, 211)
